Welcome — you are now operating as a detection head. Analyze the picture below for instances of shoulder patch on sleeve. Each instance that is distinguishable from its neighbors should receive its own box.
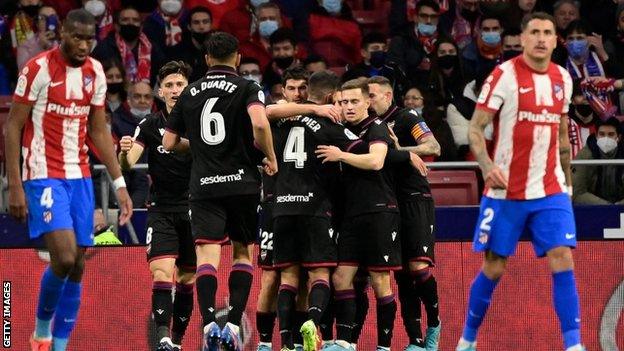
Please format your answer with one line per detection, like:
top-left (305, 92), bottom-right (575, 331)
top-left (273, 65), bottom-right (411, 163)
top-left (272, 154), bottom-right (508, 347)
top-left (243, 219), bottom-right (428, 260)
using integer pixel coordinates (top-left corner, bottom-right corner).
top-left (15, 75), bottom-right (27, 97)
top-left (258, 90), bottom-right (265, 104)
top-left (374, 119), bottom-right (382, 125)
top-left (133, 126), bottom-right (141, 139)
top-left (344, 128), bottom-right (358, 140)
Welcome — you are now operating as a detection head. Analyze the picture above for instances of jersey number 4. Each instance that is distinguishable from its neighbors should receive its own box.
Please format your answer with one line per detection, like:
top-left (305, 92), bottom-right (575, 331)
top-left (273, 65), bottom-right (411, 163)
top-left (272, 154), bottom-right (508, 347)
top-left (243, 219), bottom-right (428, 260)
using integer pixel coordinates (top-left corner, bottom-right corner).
top-left (284, 126), bottom-right (307, 168)
top-left (200, 98), bottom-right (226, 145)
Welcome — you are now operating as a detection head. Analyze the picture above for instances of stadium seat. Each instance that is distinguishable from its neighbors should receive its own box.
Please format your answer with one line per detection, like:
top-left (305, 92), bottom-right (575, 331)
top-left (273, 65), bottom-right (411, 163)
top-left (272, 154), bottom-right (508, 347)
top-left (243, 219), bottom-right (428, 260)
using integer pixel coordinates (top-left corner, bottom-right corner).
top-left (313, 41), bottom-right (355, 67)
top-left (352, 1), bottom-right (390, 34)
top-left (427, 170), bottom-right (480, 206)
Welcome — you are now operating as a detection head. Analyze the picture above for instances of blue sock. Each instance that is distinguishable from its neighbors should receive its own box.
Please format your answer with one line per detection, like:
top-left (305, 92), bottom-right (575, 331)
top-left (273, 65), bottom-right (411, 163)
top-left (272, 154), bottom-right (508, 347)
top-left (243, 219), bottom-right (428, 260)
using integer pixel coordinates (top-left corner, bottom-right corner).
top-left (553, 270), bottom-right (581, 349)
top-left (35, 267), bottom-right (66, 339)
top-left (52, 338), bottom-right (69, 351)
top-left (462, 271), bottom-right (499, 342)
top-left (52, 280), bottom-right (82, 349)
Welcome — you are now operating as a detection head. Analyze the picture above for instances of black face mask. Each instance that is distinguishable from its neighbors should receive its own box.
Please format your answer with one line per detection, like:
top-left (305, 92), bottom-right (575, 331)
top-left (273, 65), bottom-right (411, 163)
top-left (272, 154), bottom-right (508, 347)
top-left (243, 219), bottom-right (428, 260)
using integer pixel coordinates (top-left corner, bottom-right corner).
top-left (119, 24), bottom-right (141, 42)
top-left (107, 82), bottom-right (124, 94)
top-left (574, 104), bottom-right (593, 118)
top-left (274, 56), bottom-right (294, 69)
top-left (438, 55), bottom-right (458, 70)
top-left (370, 50), bottom-right (386, 68)
top-left (21, 5), bottom-right (41, 18)
top-left (460, 8), bottom-right (478, 22)
top-left (503, 50), bottom-right (522, 61)
top-left (191, 31), bottom-right (208, 45)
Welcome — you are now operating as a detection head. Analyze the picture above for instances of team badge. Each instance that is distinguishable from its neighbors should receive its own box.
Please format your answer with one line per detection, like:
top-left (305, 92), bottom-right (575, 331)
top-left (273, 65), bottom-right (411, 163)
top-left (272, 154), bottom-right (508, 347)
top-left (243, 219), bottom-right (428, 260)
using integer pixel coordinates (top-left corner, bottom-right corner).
top-left (478, 232), bottom-right (489, 244)
top-left (43, 211), bottom-right (52, 223)
top-left (554, 84), bottom-right (563, 101)
top-left (84, 75), bottom-right (93, 94)
top-left (260, 249), bottom-right (267, 260)
top-left (15, 75), bottom-right (27, 97)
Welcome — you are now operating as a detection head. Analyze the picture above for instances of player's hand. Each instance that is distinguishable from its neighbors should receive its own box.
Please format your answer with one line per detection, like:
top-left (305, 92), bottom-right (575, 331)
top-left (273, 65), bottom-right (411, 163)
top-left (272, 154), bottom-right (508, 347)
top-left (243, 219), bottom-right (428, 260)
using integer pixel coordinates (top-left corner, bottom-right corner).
top-left (315, 104), bottom-right (342, 123)
top-left (484, 166), bottom-right (508, 189)
top-left (119, 136), bottom-right (133, 154)
top-left (8, 184), bottom-right (27, 223)
top-left (116, 187), bottom-right (133, 226)
top-left (387, 126), bottom-right (400, 148)
top-left (263, 157), bottom-right (278, 176)
top-left (315, 145), bottom-right (343, 163)
top-left (409, 152), bottom-right (428, 176)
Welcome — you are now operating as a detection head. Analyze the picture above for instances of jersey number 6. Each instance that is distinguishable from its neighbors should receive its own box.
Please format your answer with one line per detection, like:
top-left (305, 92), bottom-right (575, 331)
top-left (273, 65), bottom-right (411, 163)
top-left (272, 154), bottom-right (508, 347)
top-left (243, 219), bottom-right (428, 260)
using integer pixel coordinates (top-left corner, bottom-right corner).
top-left (200, 97), bottom-right (226, 145)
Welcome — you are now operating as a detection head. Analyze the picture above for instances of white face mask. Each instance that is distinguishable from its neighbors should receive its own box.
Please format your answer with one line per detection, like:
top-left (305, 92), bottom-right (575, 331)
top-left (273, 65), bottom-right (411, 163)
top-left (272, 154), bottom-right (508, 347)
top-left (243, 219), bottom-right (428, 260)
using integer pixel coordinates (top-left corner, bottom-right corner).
top-left (243, 74), bottom-right (262, 85)
top-left (160, 0), bottom-right (182, 16)
top-left (597, 136), bottom-right (618, 154)
top-left (84, 0), bottom-right (106, 17)
top-left (130, 107), bottom-right (151, 119)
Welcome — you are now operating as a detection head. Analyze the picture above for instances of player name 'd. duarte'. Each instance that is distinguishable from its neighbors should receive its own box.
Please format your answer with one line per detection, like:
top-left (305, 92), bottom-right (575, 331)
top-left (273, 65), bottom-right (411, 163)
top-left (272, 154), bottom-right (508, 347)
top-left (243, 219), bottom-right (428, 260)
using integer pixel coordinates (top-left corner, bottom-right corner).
top-left (190, 77), bottom-right (237, 96)
top-left (200, 169), bottom-right (245, 185)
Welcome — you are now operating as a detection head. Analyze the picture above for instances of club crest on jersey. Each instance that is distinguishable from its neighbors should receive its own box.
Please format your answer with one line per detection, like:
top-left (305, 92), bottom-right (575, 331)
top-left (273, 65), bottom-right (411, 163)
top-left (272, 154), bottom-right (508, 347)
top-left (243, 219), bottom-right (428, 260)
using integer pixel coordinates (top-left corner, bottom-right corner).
top-left (84, 75), bottom-right (93, 93)
top-left (478, 232), bottom-right (488, 244)
top-left (553, 84), bottom-right (563, 101)
top-left (43, 211), bottom-right (52, 223)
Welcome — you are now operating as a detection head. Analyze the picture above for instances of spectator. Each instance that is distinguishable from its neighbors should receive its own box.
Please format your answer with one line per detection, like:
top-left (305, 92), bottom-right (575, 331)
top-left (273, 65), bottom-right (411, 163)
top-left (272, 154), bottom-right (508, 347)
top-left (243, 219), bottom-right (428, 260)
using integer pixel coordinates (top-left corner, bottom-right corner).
top-left (305, 0), bottom-right (362, 66)
top-left (143, 0), bottom-right (187, 56)
top-left (16, 5), bottom-right (59, 70)
top-left (552, 0), bottom-right (580, 64)
top-left (262, 28), bottom-right (300, 92)
top-left (239, 57), bottom-right (263, 85)
top-left (111, 81), bottom-right (153, 208)
top-left (303, 54), bottom-right (328, 74)
top-left (439, 0), bottom-right (479, 50)
top-left (572, 117), bottom-right (624, 205)
top-left (580, 0), bottom-right (618, 39)
top-left (387, 0), bottom-right (441, 87)
top-left (169, 6), bottom-right (211, 82)
top-left (103, 59), bottom-right (128, 113)
top-left (184, 0), bottom-right (238, 28)
top-left (343, 32), bottom-right (387, 79)
top-left (507, 0), bottom-right (537, 30)
top-left (403, 86), bottom-right (424, 111)
top-left (421, 96), bottom-right (458, 161)
top-left (92, 6), bottom-right (166, 85)
top-left (427, 37), bottom-right (466, 108)
top-left (568, 79), bottom-right (599, 158)
top-left (501, 28), bottom-right (523, 61)
top-left (281, 66), bottom-right (309, 103)
top-left (461, 14), bottom-right (504, 82)
top-left (564, 20), bottom-right (617, 80)
top-left (82, 0), bottom-right (117, 41)
top-left (10, 0), bottom-right (42, 51)
top-left (604, 4), bottom-right (624, 79)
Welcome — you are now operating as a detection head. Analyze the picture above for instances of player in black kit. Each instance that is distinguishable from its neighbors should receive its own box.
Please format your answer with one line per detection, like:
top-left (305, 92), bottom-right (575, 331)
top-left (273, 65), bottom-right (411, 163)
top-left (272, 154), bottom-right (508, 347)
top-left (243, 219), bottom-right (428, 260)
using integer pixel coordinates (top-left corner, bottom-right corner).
top-left (118, 61), bottom-right (195, 351)
top-left (162, 32), bottom-right (278, 351)
top-left (368, 76), bottom-right (442, 351)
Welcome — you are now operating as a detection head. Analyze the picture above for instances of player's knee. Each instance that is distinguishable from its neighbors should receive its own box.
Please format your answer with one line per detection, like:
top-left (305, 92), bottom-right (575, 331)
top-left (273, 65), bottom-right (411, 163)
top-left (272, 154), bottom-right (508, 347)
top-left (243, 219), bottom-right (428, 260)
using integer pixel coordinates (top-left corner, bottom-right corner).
top-left (547, 246), bottom-right (574, 271)
top-left (332, 270), bottom-right (351, 290)
top-left (308, 268), bottom-right (330, 283)
top-left (152, 266), bottom-right (175, 282)
top-left (369, 271), bottom-right (391, 294)
top-left (410, 266), bottom-right (432, 284)
top-left (54, 252), bottom-right (78, 275)
top-left (177, 270), bottom-right (195, 284)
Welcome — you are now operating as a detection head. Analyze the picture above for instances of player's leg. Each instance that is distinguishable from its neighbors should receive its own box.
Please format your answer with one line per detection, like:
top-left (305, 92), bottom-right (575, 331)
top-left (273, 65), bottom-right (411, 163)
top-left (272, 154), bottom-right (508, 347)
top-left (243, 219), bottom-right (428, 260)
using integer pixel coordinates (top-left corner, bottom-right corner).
top-left (301, 268), bottom-right (330, 351)
top-left (409, 261), bottom-right (439, 351)
top-left (369, 270), bottom-right (397, 351)
top-left (278, 264), bottom-right (301, 350)
top-left (150, 258), bottom-right (177, 349)
top-left (318, 284), bottom-right (335, 349)
top-left (294, 280), bottom-right (309, 351)
top-left (350, 272), bottom-right (369, 348)
top-left (329, 265), bottom-right (358, 350)
top-left (256, 269), bottom-right (279, 350)
top-left (171, 212), bottom-right (197, 348)
top-left (396, 269), bottom-right (424, 350)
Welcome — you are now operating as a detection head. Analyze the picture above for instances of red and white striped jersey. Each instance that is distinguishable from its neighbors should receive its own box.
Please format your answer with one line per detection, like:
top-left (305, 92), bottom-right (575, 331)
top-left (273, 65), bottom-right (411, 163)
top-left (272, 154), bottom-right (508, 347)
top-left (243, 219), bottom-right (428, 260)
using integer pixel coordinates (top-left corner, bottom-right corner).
top-left (476, 56), bottom-right (572, 200)
top-left (13, 47), bottom-right (107, 181)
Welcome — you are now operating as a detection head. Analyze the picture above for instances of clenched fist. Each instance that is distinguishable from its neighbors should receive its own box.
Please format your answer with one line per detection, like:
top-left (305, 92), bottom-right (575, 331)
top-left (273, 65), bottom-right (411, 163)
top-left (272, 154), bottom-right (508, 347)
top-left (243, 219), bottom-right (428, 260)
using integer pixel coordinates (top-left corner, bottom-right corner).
top-left (119, 136), bottom-right (133, 154)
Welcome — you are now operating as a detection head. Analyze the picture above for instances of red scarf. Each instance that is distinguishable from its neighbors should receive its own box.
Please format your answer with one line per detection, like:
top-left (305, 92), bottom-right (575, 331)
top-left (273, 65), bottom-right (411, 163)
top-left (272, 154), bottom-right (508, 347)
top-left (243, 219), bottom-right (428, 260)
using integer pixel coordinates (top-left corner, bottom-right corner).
top-left (158, 9), bottom-right (183, 47)
top-left (98, 8), bottom-right (114, 41)
top-left (451, 7), bottom-right (473, 50)
top-left (476, 36), bottom-right (502, 60)
top-left (115, 32), bottom-right (152, 83)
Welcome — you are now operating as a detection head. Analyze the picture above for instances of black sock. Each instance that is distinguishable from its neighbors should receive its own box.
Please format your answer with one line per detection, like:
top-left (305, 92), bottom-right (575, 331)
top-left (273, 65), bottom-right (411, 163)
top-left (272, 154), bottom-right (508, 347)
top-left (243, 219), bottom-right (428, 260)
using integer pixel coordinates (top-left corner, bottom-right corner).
top-left (351, 280), bottom-right (369, 343)
top-left (376, 294), bottom-right (397, 348)
top-left (396, 270), bottom-right (424, 346)
top-left (256, 311), bottom-right (277, 343)
top-left (308, 279), bottom-right (331, 325)
top-left (293, 310), bottom-right (308, 345)
top-left (413, 269), bottom-right (440, 328)
top-left (227, 264), bottom-right (254, 326)
top-left (196, 264), bottom-right (218, 326)
top-left (334, 289), bottom-right (356, 342)
top-left (277, 284), bottom-right (297, 349)
top-left (319, 293), bottom-right (335, 341)
top-left (171, 282), bottom-right (194, 345)
top-left (152, 281), bottom-right (173, 341)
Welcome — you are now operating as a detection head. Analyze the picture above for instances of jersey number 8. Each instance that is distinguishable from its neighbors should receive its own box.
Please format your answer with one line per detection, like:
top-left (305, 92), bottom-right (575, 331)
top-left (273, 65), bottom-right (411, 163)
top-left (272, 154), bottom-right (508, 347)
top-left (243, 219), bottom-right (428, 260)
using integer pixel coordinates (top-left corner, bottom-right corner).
top-left (201, 98), bottom-right (226, 145)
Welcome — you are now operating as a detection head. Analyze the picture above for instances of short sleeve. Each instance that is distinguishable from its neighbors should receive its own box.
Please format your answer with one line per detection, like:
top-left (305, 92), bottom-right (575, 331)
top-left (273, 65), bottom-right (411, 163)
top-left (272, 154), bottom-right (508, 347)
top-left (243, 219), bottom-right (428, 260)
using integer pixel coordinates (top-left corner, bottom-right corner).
top-left (245, 81), bottom-right (265, 108)
top-left (13, 57), bottom-right (46, 105)
top-left (561, 68), bottom-right (573, 114)
top-left (90, 59), bottom-right (107, 107)
top-left (476, 65), bottom-right (508, 113)
top-left (367, 121), bottom-right (391, 145)
top-left (166, 91), bottom-right (187, 136)
top-left (401, 109), bottom-right (433, 142)
top-left (133, 118), bottom-right (149, 147)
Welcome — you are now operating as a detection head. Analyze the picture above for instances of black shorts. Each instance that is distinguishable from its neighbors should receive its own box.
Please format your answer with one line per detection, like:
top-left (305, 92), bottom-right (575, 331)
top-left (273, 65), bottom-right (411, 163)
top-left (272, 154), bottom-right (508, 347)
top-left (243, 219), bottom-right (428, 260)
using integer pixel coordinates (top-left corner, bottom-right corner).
top-left (338, 212), bottom-right (401, 271)
top-left (399, 197), bottom-right (436, 266)
top-left (146, 211), bottom-right (196, 270)
top-left (273, 215), bottom-right (338, 268)
top-left (190, 194), bottom-right (260, 245)
top-left (257, 201), bottom-right (275, 270)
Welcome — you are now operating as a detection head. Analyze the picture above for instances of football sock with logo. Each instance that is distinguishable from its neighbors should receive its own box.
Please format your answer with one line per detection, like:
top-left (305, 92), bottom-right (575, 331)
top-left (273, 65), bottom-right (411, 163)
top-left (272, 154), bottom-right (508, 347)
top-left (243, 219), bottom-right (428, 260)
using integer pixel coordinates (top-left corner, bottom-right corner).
top-left (553, 270), bottom-right (582, 349)
top-left (334, 289), bottom-right (356, 343)
top-left (51, 280), bottom-right (81, 350)
top-left (196, 264), bottom-right (218, 326)
top-left (171, 282), bottom-right (194, 345)
top-left (376, 294), bottom-right (397, 348)
top-left (462, 271), bottom-right (499, 342)
top-left (277, 284), bottom-right (297, 349)
top-left (308, 279), bottom-right (331, 325)
top-left (152, 281), bottom-right (174, 341)
top-left (227, 263), bottom-right (254, 326)
top-left (256, 311), bottom-right (276, 343)
top-left (319, 294), bottom-right (335, 341)
top-left (412, 267), bottom-right (440, 328)
top-left (35, 267), bottom-right (66, 339)
top-left (396, 270), bottom-right (424, 346)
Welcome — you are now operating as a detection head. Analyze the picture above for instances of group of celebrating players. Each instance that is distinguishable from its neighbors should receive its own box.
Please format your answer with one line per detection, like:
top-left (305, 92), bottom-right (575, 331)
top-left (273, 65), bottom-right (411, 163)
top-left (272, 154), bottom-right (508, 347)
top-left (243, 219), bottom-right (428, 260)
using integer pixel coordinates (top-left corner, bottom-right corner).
top-left (9, 8), bottom-right (586, 351)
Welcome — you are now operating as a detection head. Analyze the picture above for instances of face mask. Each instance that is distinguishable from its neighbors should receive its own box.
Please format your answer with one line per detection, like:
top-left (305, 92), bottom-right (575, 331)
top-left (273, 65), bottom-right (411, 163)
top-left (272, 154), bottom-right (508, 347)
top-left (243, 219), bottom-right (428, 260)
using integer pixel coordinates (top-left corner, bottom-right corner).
top-left (417, 22), bottom-right (436, 37)
top-left (596, 136), bottom-right (618, 153)
top-left (460, 8), bottom-right (478, 22)
top-left (503, 49), bottom-right (522, 61)
top-left (258, 20), bottom-right (279, 38)
top-left (574, 104), bottom-right (593, 118)
top-left (191, 31), bottom-right (208, 44)
top-left (84, 0), bottom-right (106, 17)
top-left (21, 5), bottom-right (41, 18)
top-left (567, 39), bottom-right (589, 59)
top-left (107, 82), bottom-right (124, 94)
top-left (413, 107), bottom-right (423, 115)
top-left (250, 0), bottom-right (270, 7)
top-left (243, 74), bottom-right (262, 85)
top-left (160, 0), bottom-right (182, 16)
top-left (481, 31), bottom-right (501, 46)
top-left (438, 54), bottom-right (458, 69)
top-left (322, 0), bottom-right (342, 15)
top-left (370, 50), bottom-right (386, 68)
top-left (119, 24), bottom-right (141, 42)
top-left (274, 56), bottom-right (294, 69)
top-left (130, 107), bottom-right (151, 119)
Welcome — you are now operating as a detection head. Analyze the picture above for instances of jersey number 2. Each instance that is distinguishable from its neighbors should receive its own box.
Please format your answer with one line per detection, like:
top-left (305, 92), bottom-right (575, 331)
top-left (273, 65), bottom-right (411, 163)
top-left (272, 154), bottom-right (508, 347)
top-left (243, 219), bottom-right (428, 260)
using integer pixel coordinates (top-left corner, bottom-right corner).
top-left (284, 126), bottom-right (307, 168)
top-left (201, 98), bottom-right (226, 145)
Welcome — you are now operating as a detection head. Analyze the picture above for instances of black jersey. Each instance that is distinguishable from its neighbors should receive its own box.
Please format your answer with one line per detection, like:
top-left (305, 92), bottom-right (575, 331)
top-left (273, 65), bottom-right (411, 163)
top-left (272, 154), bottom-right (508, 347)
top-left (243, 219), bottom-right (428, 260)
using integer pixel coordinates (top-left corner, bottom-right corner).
top-left (273, 115), bottom-right (363, 218)
top-left (379, 105), bottom-right (433, 198)
top-left (134, 110), bottom-right (191, 212)
top-left (343, 116), bottom-right (399, 217)
top-left (166, 65), bottom-right (265, 200)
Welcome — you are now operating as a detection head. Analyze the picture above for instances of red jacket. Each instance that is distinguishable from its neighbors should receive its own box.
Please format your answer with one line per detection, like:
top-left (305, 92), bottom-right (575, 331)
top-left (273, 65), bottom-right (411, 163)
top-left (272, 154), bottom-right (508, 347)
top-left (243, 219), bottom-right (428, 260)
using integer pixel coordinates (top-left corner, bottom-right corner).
top-left (308, 13), bottom-right (361, 66)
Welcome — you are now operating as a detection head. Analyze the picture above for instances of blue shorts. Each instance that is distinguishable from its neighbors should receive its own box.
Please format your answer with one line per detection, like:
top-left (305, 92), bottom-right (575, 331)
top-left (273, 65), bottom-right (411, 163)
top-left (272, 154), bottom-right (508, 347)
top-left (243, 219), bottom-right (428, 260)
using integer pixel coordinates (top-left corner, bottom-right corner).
top-left (24, 178), bottom-right (95, 247)
top-left (472, 192), bottom-right (576, 257)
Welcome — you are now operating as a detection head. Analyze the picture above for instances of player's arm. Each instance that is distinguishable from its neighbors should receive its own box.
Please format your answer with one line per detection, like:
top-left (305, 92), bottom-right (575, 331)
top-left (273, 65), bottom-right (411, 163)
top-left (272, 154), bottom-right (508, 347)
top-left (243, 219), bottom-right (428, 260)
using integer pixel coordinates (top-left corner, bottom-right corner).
top-left (5, 102), bottom-right (31, 222)
top-left (162, 133), bottom-right (190, 153)
top-left (118, 136), bottom-right (145, 171)
top-left (316, 142), bottom-right (388, 171)
top-left (266, 103), bottom-right (341, 123)
top-left (397, 134), bottom-right (441, 156)
top-left (89, 106), bottom-right (133, 225)
top-left (249, 104), bottom-right (278, 175)
top-left (469, 108), bottom-right (507, 189)
top-left (559, 113), bottom-right (573, 193)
